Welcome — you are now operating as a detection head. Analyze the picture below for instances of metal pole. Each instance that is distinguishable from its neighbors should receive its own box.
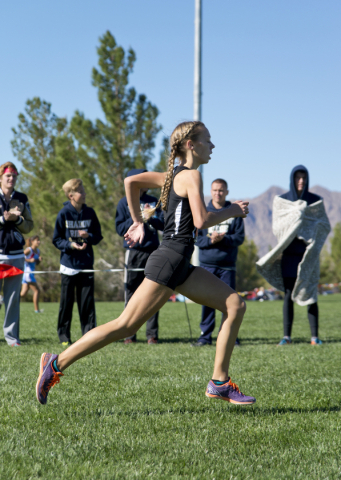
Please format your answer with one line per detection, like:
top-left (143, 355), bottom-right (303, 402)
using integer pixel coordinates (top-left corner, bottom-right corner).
top-left (194, 0), bottom-right (202, 127)
top-left (184, 301), bottom-right (194, 343)
top-left (192, 0), bottom-right (202, 267)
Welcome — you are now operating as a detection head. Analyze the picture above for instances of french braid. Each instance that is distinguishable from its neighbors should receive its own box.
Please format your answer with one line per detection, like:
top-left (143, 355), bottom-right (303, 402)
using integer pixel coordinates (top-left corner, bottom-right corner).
top-left (144, 121), bottom-right (204, 220)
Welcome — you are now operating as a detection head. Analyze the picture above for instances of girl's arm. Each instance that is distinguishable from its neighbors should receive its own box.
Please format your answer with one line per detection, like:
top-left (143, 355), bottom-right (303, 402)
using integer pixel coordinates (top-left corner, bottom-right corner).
top-left (124, 172), bottom-right (166, 223)
top-left (124, 171), bottom-right (166, 247)
top-left (185, 170), bottom-right (249, 229)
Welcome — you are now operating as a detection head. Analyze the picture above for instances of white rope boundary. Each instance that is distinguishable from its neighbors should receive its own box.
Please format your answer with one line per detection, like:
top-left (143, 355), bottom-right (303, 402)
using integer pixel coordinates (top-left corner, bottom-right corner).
top-left (33, 268), bottom-right (145, 274)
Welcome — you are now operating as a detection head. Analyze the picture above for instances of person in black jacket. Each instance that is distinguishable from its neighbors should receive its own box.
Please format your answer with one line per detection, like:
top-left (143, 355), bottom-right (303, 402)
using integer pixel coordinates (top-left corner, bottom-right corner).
top-left (0, 162), bottom-right (34, 346)
top-left (53, 179), bottom-right (103, 346)
top-left (277, 165), bottom-right (322, 346)
top-left (194, 179), bottom-right (245, 346)
top-left (115, 169), bottom-right (164, 344)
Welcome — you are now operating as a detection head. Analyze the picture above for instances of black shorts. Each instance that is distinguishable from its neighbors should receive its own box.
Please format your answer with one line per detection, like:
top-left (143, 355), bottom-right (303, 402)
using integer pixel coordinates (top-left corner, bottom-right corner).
top-left (144, 241), bottom-right (196, 290)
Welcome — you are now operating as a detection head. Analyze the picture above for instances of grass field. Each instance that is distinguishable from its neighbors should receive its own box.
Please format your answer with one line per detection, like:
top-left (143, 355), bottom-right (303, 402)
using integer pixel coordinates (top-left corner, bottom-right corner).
top-left (1, 295), bottom-right (341, 479)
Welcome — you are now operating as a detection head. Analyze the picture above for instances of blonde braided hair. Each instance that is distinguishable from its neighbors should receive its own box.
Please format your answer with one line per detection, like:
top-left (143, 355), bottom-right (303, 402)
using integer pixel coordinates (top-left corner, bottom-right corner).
top-left (144, 121), bottom-right (205, 220)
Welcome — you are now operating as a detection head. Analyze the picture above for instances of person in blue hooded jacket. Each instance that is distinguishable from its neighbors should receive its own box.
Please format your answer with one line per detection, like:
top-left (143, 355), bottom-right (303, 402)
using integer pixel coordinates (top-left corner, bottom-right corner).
top-left (53, 179), bottom-right (103, 346)
top-left (115, 169), bottom-right (164, 344)
top-left (278, 165), bottom-right (322, 346)
top-left (193, 178), bottom-right (245, 346)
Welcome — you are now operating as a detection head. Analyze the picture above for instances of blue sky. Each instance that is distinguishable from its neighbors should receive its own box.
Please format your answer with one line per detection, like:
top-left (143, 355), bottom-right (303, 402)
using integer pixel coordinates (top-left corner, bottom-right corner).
top-left (1, 0), bottom-right (340, 198)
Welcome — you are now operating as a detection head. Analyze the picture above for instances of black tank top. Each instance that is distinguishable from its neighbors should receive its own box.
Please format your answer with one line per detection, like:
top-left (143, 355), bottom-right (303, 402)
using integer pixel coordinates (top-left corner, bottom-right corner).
top-left (162, 166), bottom-right (196, 256)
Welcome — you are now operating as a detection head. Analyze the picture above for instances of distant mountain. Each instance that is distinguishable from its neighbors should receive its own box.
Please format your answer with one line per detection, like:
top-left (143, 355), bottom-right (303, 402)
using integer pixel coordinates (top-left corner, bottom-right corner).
top-left (205, 186), bottom-right (341, 257)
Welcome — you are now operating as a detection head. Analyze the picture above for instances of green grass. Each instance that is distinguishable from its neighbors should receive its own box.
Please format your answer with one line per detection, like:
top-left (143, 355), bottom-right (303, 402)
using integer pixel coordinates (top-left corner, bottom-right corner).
top-left (1, 295), bottom-right (341, 479)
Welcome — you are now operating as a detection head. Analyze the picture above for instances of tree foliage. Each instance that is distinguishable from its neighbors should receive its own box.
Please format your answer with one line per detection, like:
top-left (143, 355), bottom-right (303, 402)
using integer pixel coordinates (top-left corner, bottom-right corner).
top-left (319, 222), bottom-right (341, 284)
top-left (11, 31), bottom-right (161, 301)
top-left (236, 237), bottom-right (265, 292)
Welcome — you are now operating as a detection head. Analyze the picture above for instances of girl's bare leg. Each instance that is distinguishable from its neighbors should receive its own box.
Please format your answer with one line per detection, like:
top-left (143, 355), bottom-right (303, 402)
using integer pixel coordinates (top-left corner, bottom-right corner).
top-left (30, 284), bottom-right (40, 311)
top-left (176, 267), bottom-right (246, 381)
top-left (57, 279), bottom-right (173, 371)
top-left (20, 283), bottom-right (29, 297)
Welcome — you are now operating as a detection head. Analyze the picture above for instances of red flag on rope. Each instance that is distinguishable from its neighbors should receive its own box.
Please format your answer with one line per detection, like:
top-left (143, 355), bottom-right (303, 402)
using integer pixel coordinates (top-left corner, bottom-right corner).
top-left (0, 264), bottom-right (24, 279)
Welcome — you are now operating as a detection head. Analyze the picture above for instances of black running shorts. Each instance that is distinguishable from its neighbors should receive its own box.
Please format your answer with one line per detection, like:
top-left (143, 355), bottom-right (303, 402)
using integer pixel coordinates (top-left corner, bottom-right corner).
top-left (144, 241), bottom-right (196, 290)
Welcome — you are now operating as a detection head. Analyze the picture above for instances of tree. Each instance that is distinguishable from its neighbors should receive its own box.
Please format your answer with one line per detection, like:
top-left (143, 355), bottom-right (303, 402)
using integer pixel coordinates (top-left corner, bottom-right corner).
top-left (69, 31), bottom-right (161, 283)
top-left (320, 222), bottom-right (341, 284)
top-left (154, 137), bottom-right (170, 173)
top-left (330, 222), bottom-right (341, 282)
top-left (236, 237), bottom-right (265, 292)
top-left (11, 31), bottom-right (162, 301)
top-left (11, 98), bottom-right (75, 301)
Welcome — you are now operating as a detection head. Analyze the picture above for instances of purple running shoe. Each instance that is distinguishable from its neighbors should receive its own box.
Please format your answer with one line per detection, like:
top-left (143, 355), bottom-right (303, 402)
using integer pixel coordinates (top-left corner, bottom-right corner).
top-left (205, 378), bottom-right (256, 405)
top-left (36, 353), bottom-right (63, 405)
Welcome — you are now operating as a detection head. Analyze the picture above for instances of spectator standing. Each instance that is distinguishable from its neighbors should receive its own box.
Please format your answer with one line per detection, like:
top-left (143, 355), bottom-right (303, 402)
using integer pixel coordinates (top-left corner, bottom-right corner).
top-left (0, 162), bottom-right (33, 346)
top-left (53, 179), bottom-right (103, 347)
top-left (21, 235), bottom-right (42, 313)
top-left (194, 179), bottom-right (244, 346)
top-left (256, 165), bottom-right (331, 345)
top-left (115, 169), bottom-right (164, 344)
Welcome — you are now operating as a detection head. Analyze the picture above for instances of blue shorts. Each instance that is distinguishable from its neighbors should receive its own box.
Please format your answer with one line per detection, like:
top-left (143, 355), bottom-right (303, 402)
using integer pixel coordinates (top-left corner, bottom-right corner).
top-left (22, 273), bottom-right (36, 284)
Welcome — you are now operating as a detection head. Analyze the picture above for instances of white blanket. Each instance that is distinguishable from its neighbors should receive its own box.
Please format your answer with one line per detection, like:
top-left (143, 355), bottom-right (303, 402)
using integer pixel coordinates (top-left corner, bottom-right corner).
top-left (256, 196), bottom-right (331, 306)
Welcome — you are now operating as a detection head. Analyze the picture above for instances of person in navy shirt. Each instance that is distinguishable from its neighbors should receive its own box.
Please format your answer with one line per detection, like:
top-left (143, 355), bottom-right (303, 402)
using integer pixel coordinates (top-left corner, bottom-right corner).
top-left (194, 178), bottom-right (244, 346)
top-left (53, 179), bottom-right (103, 346)
top-left (115, 169), bottom-right (164, 344)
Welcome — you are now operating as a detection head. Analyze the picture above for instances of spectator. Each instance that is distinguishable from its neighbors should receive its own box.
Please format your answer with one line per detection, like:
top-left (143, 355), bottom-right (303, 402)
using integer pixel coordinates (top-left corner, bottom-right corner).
top-left (115, 169), bottom-right (164, 344)
top-left (193, 178), bottom-right (244, 346)
top-left (53, 179), bottom-right (103, 347)
top-left (0, 162), bottom-right (33, 346)
top-left (257, 165), bottom-right (331, 345)
top-left (20, 235), bottom-right (42, 313)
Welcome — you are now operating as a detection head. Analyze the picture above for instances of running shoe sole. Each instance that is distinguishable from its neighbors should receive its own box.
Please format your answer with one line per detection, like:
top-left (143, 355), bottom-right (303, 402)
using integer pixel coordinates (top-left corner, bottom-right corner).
top-left (36, 353), bottom-right (50, 402)
top-left (205, 391), bottom-right (256, 405)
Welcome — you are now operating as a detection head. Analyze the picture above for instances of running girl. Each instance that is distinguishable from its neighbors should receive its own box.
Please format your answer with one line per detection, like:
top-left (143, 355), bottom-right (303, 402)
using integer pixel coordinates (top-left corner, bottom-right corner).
top-left (21, 235), bottom-right (42, 313)
top-left (36, 121), bottom-right (256, 406)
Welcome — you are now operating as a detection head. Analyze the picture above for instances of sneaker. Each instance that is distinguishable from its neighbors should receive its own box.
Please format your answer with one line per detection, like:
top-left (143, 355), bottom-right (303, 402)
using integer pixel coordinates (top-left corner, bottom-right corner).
top-left (61, 341), bottom-right (73, 348)
top-left (235, 337), bottom-right (241, 346)
top-left (191, 341), bottom-right (209, 347)
top-left (124, 338), bottom-right (137, 345)
top-left (277, 337), bottom-right (292, 346)
top-left (311, 338), bottom-right (323, 345)
top-left (35, 309), bottom-right (44, 313)
top-left (206, 378), bottom-right (256, 405)
top-left (10, 341), bottom-right (21, 347)
top-left (147, 337), bottom-right (158, 345)
top-left (36, 353), bottom-right (63, 405)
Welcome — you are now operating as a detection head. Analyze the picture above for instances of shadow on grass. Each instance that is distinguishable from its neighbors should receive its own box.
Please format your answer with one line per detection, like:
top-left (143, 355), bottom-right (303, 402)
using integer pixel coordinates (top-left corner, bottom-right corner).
top-left (125, 338), bottom-right (197, 344)
top-left (0, 338), bottom-right (59, 346)
top-left (92, 404), bottom-right (341, 418)
top-left (231, 337), bottom-right (341, 346)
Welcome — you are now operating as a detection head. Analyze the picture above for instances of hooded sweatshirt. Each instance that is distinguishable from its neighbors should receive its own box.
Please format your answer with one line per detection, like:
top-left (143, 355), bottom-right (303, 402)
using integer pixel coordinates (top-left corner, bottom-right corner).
top-left (196, 200), bottom-right (245, 268)
top-left (280, 165), bottom-right (321, 276)
top-left (115, 169), bottom-right (164, 253)
top-left (53, 201), bottom-right (103, 270)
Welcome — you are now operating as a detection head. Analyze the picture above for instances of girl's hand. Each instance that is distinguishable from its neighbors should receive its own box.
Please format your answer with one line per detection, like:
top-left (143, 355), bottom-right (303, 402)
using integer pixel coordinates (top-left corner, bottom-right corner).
top-left (78, 230), bottom-right (89, 238)
top-left (124, 222), bottom-right (145, 248)
top-left (230, 201), bottom-right (249, 218)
